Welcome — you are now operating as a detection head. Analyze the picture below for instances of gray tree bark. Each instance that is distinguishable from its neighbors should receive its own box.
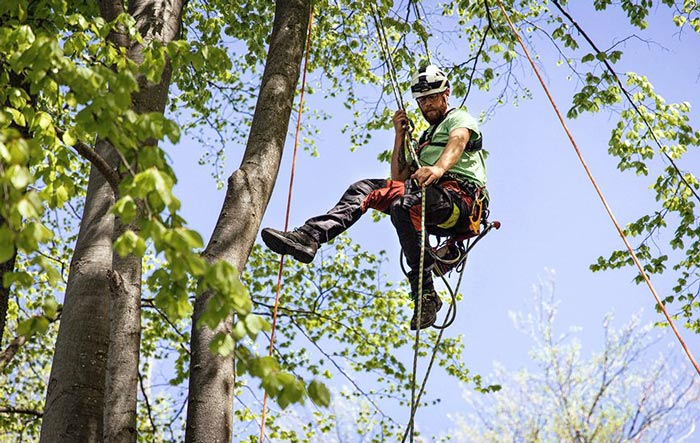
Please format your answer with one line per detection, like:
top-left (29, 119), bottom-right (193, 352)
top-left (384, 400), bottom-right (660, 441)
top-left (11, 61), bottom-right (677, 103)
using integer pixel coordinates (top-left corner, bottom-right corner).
top-left (40, 139), bottom-right (118, 443)
top-left (40, 2), bottom-right (128, 440)
top-left (41, 1), bottom-right (185, 442)
top-left (102, 1), bottom-right (185, 442)
top-left (103, 219), bottom-right (143, 443)
top-left (185, 1), bottom-right (312, 441)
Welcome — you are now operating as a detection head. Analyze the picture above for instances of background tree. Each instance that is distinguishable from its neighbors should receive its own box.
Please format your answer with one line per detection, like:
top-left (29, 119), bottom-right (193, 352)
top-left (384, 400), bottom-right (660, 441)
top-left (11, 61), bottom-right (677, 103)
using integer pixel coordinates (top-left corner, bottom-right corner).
top-left (448, 273), bottom-right (700, 443)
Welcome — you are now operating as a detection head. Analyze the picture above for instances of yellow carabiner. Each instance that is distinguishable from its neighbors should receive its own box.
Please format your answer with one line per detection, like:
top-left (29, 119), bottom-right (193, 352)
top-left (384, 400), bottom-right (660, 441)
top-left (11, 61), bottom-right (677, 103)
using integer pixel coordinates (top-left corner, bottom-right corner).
top-left (469, 192), bottom-right (484, 235)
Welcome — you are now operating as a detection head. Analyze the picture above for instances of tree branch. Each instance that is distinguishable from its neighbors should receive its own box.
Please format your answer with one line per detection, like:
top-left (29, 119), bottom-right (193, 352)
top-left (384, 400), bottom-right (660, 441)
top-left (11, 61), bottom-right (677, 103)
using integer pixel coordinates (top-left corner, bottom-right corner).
top-left (289, 317), bottom-right (394, 424)
top-left (0, 310), bottom-right (61, 370)
top-left (549, 0), bottom-right (700, 204)
top-left (142, 299), bottom-right (191, 355)
top-left (0, 406), bottom-right (43, 417)
top-left (460, 0), bottom-right (494, 107)
top-left (0, 335), bottom-right (27, 370)
top-left (55, 128), bottom-right (121, 194)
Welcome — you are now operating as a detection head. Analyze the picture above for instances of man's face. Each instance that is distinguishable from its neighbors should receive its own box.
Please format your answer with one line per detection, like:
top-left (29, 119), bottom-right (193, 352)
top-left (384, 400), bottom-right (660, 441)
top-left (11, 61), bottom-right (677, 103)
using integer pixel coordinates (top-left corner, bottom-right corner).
top-left (417, 90), bottom-right (449, 124)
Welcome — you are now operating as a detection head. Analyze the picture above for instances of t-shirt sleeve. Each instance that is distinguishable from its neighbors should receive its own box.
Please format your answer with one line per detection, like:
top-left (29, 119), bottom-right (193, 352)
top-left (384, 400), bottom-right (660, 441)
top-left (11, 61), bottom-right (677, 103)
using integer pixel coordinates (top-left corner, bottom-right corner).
top-left (447, 109), bottom-right (480, 141)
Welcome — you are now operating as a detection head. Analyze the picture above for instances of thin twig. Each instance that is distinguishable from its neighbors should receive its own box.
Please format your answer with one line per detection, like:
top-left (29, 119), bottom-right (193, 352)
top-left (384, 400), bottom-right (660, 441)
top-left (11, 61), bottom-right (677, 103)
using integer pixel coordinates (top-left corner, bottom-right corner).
top-left (461, 0), bottom-right (494, 107)
top-left (289, 318), bottom-right (395, 424)
top-left (138, 369), bottom-right (158, 435)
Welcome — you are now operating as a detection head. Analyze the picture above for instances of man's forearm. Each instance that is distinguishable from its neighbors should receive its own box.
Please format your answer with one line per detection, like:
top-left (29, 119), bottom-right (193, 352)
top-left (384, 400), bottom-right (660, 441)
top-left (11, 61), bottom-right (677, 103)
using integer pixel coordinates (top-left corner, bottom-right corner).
top-left (391, 134), bottom-right (411, 181)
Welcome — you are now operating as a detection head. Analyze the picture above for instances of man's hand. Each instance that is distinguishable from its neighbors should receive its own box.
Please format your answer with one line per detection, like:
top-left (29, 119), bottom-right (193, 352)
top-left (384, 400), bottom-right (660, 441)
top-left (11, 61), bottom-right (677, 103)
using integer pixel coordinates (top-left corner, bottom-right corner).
top-left (411, 165), bottom-right (445, 186)
top-left (392, 109), bottom-right (409, 136)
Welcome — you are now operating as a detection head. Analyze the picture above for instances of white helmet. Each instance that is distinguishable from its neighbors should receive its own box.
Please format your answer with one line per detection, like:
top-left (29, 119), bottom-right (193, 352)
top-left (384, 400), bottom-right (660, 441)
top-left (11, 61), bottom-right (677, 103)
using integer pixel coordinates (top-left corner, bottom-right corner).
top-left (410, 65), bottom-right (450, 99)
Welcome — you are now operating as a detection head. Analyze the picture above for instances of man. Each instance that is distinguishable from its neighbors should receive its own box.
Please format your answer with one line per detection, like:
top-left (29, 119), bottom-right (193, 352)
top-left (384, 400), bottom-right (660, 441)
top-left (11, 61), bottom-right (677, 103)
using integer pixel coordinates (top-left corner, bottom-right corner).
top-left (261, 65), bottom-right (487, 330)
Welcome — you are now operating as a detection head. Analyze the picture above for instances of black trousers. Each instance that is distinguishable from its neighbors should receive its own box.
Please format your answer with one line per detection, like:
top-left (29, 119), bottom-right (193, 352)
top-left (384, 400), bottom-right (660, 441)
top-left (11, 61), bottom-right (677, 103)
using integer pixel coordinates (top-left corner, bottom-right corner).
top-left (298, 178), bottom-right (472, 296)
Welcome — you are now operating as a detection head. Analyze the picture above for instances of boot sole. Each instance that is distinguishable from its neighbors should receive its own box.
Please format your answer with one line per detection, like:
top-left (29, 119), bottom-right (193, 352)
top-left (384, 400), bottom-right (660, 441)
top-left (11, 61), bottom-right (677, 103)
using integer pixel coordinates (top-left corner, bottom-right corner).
top-left (410, 297), bottom-right (443, 330)
top-left (261, 229), bottom-right (315, 264)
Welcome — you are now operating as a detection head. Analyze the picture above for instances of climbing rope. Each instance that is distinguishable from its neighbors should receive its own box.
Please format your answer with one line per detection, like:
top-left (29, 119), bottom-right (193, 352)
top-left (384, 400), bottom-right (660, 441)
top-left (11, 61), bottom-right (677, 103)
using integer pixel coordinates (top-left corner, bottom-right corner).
top-left (405, 184), bottom-right (427, 442)
top-left (409, 0), bottom-right (432, 65)
top-left (368, 5), bottom-right (493, 440)
top-left (493, 0), bottom-right (700, 376)
top-left (368, 7), bottom-right (430, 439)
top-left (258, 6), bottom-right (314, 443)
top-left (370, 2), bottom-right (406, 111)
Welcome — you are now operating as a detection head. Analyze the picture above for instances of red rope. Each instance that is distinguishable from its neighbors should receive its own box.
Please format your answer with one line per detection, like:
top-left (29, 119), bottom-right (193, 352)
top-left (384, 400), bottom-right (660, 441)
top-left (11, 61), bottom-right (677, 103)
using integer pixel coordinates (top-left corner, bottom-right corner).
top-left (493, 0), bottom-right (700, 376)
top-left (258, 8), bottom-right (314, 443)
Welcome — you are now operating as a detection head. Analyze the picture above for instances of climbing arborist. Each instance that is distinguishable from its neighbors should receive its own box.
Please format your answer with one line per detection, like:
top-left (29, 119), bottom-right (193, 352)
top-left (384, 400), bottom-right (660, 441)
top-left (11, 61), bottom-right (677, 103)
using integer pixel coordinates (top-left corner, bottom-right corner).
top-left (261, 64), bottom-right (488, 330)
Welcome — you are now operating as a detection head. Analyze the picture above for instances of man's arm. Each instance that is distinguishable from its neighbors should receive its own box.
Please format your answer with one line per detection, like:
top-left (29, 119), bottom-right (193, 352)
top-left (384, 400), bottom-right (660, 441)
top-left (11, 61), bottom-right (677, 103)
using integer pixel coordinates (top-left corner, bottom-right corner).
top-left (411, 127), bottom-right (470, 186)
top-left (391, 109), bottom-right (412, 181)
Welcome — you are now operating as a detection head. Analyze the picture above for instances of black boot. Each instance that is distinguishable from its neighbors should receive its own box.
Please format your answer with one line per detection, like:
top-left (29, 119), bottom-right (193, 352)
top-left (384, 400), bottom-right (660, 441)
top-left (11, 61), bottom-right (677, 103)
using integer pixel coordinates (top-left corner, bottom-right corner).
top-left (261, 228), bottom-right (319, 264)
top-left (410, 289), bottom-right (443, 330)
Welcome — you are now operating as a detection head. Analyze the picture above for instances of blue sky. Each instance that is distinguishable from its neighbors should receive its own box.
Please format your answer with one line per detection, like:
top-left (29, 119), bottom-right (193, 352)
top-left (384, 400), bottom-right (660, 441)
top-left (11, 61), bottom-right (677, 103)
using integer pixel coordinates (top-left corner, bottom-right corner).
top-left (169, 2), bottom-right (700, 438)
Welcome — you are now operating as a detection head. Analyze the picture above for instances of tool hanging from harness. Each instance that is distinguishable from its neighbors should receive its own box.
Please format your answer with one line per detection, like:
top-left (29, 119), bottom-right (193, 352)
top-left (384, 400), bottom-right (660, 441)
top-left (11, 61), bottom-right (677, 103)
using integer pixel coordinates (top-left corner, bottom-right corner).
top-left (431, 180), bottom-right (489, 277)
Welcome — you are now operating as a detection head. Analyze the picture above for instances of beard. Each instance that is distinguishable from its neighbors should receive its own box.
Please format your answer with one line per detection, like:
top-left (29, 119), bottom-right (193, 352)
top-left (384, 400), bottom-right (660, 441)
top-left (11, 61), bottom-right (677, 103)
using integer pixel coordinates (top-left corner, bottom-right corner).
top-left (420, 107), bottom-right (447, 125)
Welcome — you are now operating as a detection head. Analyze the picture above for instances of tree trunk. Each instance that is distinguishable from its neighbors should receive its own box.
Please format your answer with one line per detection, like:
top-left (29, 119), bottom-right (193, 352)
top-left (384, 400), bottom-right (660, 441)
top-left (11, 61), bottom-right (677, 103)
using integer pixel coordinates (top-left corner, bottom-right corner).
top-left (102, 0), bottom-right (185, 441)
top-left (2, 73), bottom-right (29, 348)
top-left (40, 139), bottom-right (118, 443)
top-left (185, 1), bottom-right (312, 441)
top-left (0, 232), bottom-right (16, 347)
top-left (40, 1), bottom-right (128, 439)
top-left (42, 1), bottom-right (185, 441)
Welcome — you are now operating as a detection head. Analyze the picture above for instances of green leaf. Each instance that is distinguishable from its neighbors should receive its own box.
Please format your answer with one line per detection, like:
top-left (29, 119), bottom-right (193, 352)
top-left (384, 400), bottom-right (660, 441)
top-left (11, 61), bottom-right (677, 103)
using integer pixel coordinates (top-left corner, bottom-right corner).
top-left (131, 167), bottom-right (175, 211)
top-left (232, 320), bottom-right (247, 341)
top-left (244, 314), bottom-right (268, 338)
top-left (61, 129), bottom-right (77, 146)
top-left (18, 222), bottom-right (53, 251)
top-left (112, 196), bottom-right (138, 224)
top-left (114, 230), bottom-right (147, 257)
top-left (0, 227), bottom-right (15, 263)
top-left (168, 227), bottom-right (204, 251)
top-left (209, 332), bottom-right (235, 357)
top-left (6, 165), bottom-right (33, 189)
top-left (278, 378), bottom-right (305, 409)
top-left (308, 380), bottom-right (331, 407)
top-left (251, 356), bottom-right (279, 379)
top-left (33, 112), bottom-right (53, 131)
top-left (17, 316), bottom-right (50, 337)
top-left (44, 297), bottom-right (60, 319)
top-left (17, 197), bottom-right (40, 219)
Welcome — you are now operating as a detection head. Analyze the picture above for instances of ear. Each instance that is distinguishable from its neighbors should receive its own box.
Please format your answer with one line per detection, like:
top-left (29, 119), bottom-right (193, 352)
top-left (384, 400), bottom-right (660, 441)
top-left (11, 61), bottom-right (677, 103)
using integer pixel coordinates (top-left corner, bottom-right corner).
top-left (444, 88), bottom-right (451, 100)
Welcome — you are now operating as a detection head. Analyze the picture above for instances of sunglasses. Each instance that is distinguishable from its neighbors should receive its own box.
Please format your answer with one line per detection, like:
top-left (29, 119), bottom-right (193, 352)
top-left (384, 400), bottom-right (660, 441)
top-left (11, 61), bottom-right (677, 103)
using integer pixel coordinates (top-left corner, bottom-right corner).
top-left (416, 92), bottom-right (444, 105)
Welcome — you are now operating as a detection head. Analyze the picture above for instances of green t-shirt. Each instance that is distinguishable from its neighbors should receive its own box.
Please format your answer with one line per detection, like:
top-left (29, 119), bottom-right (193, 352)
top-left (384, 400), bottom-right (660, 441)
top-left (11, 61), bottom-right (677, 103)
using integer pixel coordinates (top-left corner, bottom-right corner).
top-left (415, 108), bottom-right (486, 187)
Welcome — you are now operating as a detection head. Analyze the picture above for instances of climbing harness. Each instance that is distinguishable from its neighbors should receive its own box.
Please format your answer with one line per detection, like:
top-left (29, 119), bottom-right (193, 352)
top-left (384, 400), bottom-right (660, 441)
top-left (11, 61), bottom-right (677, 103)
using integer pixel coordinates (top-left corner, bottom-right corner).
top-left (417, 108), bottom-right (484, 154)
